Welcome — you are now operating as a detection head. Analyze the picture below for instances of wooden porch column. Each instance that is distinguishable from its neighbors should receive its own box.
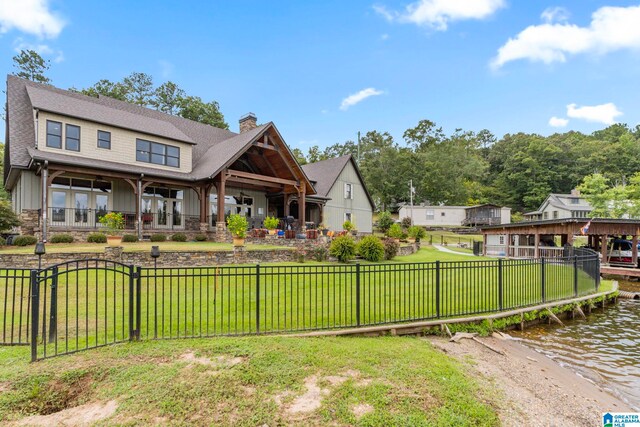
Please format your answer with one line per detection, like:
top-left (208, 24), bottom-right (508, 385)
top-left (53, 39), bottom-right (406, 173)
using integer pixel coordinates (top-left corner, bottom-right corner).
top-left (284, 193), bottom-right (290, 217)
top-left (482, 233), bottom-right (487, 256)
top-left (534, 233), bottom-right (540, 258)
top-left (299, 186), bottom-right (306, 231)
top-left (633, 235), bottom-right (638, 266)
top-left (601, 235), bottom-right (608, 262)
top-left (216, 173), bottom-right (226, 228)
top-left (505, 233), bottom-right (511, 258)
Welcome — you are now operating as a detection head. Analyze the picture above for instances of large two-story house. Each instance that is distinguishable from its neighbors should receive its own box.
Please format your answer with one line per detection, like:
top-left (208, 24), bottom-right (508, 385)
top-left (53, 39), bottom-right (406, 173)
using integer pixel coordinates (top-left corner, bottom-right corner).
top-left (4, 75), bottom-right (374, 240)
top-left (523, 190), bottom-right (592, 221)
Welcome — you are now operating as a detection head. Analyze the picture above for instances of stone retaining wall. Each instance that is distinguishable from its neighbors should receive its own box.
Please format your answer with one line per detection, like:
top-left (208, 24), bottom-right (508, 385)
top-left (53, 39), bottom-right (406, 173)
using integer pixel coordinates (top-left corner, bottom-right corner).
top-left (0, 241), bottom-right (418, 269)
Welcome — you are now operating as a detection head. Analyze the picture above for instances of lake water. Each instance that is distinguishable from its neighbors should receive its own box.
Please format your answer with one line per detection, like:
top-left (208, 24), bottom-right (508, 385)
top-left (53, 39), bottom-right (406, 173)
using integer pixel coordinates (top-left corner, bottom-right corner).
top-left (512, 298), bottom-right (640, 411)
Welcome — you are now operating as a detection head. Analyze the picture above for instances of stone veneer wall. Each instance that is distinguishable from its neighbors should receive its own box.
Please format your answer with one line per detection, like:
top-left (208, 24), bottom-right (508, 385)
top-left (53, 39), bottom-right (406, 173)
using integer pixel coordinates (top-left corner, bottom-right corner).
top-left (0, 241), bottom-right (419, 269)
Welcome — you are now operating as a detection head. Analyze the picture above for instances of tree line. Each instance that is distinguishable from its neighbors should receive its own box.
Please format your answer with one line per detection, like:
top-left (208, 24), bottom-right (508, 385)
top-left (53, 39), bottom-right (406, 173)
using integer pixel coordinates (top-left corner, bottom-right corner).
top-left (7, 49), bottom-right (640, 218)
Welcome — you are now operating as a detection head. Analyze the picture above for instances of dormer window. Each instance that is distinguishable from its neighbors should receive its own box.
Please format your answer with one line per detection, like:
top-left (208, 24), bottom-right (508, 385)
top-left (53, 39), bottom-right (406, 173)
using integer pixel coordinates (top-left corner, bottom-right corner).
top-left (46, 120), bottom-right (62, 149)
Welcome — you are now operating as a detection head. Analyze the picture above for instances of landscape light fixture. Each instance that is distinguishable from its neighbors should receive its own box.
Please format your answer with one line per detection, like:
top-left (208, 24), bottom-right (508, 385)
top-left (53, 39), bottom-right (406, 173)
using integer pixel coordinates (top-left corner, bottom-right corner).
top-left (150, 245), bottom-right (160, 269)
top-left (34, 241), bottom-right (46, 270)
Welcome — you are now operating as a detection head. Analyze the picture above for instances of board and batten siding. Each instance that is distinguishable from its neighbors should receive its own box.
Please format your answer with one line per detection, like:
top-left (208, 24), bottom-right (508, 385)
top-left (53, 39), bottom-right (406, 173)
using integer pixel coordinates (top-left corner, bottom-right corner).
top-left (14, 170), bottom-right (42, 211)
top-left (323, 162), bottom-right (373, 233)
top-left (36, 112), bottom-right (193, 174)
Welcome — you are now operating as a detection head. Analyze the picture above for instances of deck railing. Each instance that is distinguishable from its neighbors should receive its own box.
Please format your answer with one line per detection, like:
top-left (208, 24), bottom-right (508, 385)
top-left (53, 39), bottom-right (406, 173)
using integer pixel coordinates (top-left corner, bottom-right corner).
top-left (44, 208), bottom-right (201, 232)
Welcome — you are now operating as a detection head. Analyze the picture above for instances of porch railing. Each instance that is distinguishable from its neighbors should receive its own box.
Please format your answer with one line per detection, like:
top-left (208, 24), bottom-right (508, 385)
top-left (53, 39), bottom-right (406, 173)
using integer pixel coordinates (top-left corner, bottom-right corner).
top-left (485, 245), bottom-right (567, 259)
top-left (44, 208), bottom-right (201, 232)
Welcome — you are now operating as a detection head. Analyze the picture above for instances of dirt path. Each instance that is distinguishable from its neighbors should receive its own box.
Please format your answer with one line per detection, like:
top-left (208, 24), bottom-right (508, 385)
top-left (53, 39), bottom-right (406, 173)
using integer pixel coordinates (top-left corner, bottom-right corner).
top-left (432, 244), bottom-right (476, 256)
top-left (426, 335), bottom-right (631, 427)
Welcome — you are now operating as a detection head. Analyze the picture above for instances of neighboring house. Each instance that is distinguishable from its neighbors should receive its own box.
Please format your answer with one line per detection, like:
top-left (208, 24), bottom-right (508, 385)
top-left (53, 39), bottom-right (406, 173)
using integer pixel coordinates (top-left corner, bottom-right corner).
top-left (301, 155), bottom-right (375, 233)
top-left (4, 75), bottom-right (371, 240)
top-left (398, 204), bottom-right (511, 227)
top-left (523, 190), bottom-right (592, 221)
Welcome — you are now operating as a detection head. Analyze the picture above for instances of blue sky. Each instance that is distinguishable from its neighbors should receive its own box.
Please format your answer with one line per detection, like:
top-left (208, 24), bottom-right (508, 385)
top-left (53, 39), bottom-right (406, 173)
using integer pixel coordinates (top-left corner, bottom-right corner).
top-left (1, 0), bottom-right (640, 150)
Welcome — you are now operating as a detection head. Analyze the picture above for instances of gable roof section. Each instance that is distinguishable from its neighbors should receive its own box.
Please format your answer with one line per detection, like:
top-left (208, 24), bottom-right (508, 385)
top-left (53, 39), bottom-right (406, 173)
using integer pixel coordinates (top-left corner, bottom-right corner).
top-left (26, 85), bottom-right (195, 144)
top-left (302, 154), bottom-right (375, 209)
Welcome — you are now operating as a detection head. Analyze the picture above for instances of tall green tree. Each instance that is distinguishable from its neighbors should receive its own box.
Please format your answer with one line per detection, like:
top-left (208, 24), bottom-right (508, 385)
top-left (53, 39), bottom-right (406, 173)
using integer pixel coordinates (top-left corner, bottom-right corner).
top-left (177, 96), bottom-right (228, 129)
top-left (151, 81), bottom-right (185, 114)
top-left (12, 50), bottom-right (51, 84)
top-left (123, 72), bottom-right (154, 106)
top-left (73, 79), bottom-right (130, 101)
top-left (0, 142), bottom-right (7, 200)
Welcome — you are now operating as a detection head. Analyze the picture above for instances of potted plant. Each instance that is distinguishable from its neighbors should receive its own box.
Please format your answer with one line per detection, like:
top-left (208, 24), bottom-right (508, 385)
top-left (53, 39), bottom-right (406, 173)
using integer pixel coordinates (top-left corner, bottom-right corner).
top-left (343, 220), bottom-right (357, 236)
top-left (98, 212), bottom-right (125, 247)
top-left (318, 223), bottom-right (329, 236)
top-left (227, 213), bottom-right (248, 246)
top-left (387, 223), bottom-right (403, 242)
top-left (264, 216), bottom-right (279, 236)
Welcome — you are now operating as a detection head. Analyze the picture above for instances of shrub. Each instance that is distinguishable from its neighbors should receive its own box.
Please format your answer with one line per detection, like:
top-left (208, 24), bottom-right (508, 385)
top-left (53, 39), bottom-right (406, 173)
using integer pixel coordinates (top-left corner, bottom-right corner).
top-left (0, 236), bottom-right (5, 246)
top-left (227, 214), bottom-right (248, 238)
top-left (264, 216), bottom-right (279, 230)
top-left (383, 238), bottom-right (400, 260)
top-left (122, 234), bottom-right (138, 243)
top-left (293, 247), bottom-right (307, 263)
top-left (357, 235), bottom-right (385, 262)
top-left (195, 234), bottom-right (207, 242)
top-left (171, 233), bottom-right (187, 242)
top-left (150, 234), bottom-right (167, 242)
top-left (407, 225), bottom-right (426, 240)
top-left (400, 216), bottom-right (412, 229)
top-left (310, 245), bottom-right (329, 262)
top-left (0, 200), bottom-right (20, 231)
top-left (329, 235), bottom-right (356, 263)
top-left (87, 233), bottom-right (107, 243)
top-left (387, 223), bottom-right (403, 239)
top-left (377, 211), bottom-right (394, 233)
top-left (50, 234), bottom-right (74, 243)
top-left (98, 212), bottom-right (125, 234)
top-left (13, 235), bottom-right (37, 246)
top-left (342, 220), bottom-right (355, 232)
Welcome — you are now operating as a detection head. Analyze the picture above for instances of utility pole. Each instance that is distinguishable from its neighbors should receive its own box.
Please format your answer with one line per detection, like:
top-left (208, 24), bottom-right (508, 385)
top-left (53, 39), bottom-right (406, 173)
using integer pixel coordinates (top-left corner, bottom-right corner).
top-left (409, 180), bottom-right (414, 225)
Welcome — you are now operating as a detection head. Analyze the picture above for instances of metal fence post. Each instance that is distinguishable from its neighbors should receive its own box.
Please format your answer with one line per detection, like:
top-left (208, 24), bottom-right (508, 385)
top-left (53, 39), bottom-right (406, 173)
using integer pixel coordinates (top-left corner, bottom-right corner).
top-left (355, 263), bottom-right (361, 326)
top-left (30, 270), bottom-right (40, 362)
top-left (128, 265), bottom-right (135, 341)
top-left (435, 261), bottom-right (440, 318)
top-left (256, 264), bottom-right (260, 334)
top-left (573, 256), bottom-right (579, 297)
top-left (541, 257), bottom-right (546, 303)
top-left (48, 267), bottom-right (58, 343)
top-left (498, 259), bottom-right (503, 311)
top-left (136, 266), bottom-right (142, 340)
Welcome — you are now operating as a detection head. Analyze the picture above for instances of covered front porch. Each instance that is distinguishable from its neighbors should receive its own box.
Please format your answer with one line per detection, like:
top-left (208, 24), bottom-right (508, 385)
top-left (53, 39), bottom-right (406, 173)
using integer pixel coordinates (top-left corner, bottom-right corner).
top-left (38, 125), bottom-right (319, 240)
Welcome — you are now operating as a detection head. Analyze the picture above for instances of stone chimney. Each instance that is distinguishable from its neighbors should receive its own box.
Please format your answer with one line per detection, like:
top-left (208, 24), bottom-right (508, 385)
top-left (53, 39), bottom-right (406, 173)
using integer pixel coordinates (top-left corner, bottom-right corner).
top-left (239, 113), bottom-right (257, 133)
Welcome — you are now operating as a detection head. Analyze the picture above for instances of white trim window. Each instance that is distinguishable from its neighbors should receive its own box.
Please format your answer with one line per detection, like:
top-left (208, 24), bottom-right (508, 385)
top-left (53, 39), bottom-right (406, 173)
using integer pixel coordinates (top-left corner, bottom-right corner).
top-left (344, 212), bottom-right (352, 222)
top-left (344, 183), bottom-right (353, 199)
top-left (426, 210), bottom-right (434, 220)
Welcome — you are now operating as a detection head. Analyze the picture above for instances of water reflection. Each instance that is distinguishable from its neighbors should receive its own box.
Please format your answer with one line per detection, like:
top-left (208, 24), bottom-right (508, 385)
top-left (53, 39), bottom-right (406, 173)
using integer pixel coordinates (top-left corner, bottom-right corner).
top-left (513, 299), bottom-right (640, 411)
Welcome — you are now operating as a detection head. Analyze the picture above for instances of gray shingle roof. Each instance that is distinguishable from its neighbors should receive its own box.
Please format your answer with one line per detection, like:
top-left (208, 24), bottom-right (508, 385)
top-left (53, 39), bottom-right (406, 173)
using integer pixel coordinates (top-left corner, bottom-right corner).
top-left (26, 85), bottom-right (195, 144)
top-left (5, 75), bottom-right (316, 192)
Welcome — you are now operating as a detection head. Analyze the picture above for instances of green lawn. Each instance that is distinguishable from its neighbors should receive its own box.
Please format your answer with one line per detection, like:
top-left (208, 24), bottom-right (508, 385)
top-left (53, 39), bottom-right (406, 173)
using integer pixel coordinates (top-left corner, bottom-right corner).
top-left (0, 336), bottom-right (501, 426)
top-left (0, 247), bottom-right (601, 359)
top-left (0, 241), bottom-right (290, 254)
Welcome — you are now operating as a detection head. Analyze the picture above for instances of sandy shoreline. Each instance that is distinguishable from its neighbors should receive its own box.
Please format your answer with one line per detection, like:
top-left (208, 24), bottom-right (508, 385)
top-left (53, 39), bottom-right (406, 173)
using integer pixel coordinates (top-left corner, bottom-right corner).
top-left (426, 335), bottom-right (632, 427)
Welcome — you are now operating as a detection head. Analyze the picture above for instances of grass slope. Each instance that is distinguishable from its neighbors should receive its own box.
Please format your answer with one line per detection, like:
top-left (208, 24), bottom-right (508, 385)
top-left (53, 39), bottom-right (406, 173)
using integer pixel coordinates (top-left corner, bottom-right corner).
top-left (0, 336), bottom-right (500, 426)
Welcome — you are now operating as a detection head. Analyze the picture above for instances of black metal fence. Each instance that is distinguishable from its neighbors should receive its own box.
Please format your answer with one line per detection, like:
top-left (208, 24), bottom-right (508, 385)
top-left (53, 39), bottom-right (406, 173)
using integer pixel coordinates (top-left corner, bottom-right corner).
top-left (0, 253), bottom-right (600, 361)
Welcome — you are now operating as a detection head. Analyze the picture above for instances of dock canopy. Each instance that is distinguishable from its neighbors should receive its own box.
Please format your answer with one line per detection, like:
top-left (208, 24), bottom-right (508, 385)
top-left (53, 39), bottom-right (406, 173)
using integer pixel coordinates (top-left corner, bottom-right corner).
top-left (479, 218), bottom-right (640, 264)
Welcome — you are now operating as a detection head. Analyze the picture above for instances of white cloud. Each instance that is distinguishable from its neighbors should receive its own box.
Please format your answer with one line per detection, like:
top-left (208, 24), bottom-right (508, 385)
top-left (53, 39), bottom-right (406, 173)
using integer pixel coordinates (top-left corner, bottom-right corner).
top-left (541, 6), bottom-right (569, 24)
top-left (380, 33), bottom-right (389, 40)
top-left (566, 103), bottom-right (622, 125)
top-left (492, 5), bottom-right (640, 69)
top-left (340, 88), bottom-right (384, 110)
top-left (548, 116), bottom-right (568, 127)
top-left (13, 37), bottom-right (64, 63)
top-left (0, 0), bottom-right (65, 38)
top-left (374, 0), bottom-right (505, 31)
